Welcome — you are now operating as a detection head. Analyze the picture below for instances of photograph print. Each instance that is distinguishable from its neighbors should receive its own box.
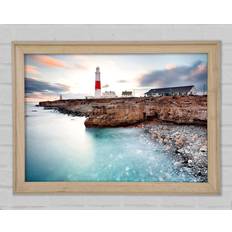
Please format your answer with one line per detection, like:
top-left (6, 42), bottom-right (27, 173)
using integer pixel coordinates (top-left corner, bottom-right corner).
top-left (25, 53), bottom-right (208, 183)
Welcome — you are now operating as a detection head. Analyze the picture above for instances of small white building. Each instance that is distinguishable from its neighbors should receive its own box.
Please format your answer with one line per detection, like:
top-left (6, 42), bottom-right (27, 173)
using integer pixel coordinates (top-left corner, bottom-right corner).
top-left (102, 91), bottom-right (117, 98)
top-left (121, 91), bottom-right (133, 97)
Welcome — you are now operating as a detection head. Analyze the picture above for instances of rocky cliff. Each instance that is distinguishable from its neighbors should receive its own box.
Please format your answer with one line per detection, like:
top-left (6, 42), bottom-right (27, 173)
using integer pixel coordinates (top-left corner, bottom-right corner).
top-left (39, 96), bottom-right (207, 127)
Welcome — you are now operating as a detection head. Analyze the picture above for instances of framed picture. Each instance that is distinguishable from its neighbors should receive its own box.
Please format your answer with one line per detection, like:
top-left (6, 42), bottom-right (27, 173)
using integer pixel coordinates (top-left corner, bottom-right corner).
top-left (13, 41), bottom-right (220, 194)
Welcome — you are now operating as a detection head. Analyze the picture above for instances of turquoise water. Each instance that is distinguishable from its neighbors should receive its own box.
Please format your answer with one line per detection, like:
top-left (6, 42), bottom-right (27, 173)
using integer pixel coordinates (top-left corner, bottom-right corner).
top-left (25, 103), bottom-right (199, 182)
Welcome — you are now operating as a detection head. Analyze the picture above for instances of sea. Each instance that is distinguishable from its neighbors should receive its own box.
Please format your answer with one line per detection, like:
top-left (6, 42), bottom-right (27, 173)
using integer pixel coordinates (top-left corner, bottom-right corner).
top-left (25, 103), bottom-right (200, 182)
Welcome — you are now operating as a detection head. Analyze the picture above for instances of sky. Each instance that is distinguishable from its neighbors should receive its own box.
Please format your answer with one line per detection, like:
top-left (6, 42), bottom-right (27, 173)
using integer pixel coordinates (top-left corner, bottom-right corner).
top-left (25, 53), bottom-right (208, 102)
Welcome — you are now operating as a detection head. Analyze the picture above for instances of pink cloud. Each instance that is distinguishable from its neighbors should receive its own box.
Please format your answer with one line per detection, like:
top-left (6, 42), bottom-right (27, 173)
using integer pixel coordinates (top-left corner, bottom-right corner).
top-left (25, 65), bottom-right (40, 74)
top-left (31, 55), bottom-right (67, 68)
top-left (165, 64), bottom-right (176, 70)
top-left (191, 63), bottom-right (207, 76)
top-left (31, 55), bottom-right (86, 70)
top-left (25, 92), bottom-right (59, 103)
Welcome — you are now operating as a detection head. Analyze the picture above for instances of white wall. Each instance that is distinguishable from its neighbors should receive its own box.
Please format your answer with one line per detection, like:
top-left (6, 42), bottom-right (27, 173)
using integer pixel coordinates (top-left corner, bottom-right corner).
top-left (0, 25), bottom-right (231, 209)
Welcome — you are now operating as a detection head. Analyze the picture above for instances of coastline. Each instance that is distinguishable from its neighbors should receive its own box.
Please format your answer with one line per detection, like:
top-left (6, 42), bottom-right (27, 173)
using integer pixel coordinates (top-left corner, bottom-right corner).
top-left (128, 120), bottom-right (207, 182)
top-left (38, 95), bottom-right (207, 127)
top-left (36, 95), bottom-right (208, 182)
top-left (145, 123), bottom-right (207, 182)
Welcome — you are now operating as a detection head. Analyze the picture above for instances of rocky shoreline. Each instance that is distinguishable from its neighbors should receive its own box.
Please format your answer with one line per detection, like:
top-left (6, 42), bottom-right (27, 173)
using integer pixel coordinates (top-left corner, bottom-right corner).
top-left (143, 123), bottom-right (208, 182)
top-left (38, 96), bottom-right (208, 181)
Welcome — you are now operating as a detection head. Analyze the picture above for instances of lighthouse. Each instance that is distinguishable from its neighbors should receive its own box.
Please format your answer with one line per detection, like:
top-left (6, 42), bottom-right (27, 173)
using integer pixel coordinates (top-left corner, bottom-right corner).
top-left (95, 66), bottom-right (101, 98)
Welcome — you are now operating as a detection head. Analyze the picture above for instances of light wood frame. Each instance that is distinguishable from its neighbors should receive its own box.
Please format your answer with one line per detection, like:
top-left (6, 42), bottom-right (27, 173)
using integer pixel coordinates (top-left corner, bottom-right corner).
top-left (12, 41), bottom-right (221, 194)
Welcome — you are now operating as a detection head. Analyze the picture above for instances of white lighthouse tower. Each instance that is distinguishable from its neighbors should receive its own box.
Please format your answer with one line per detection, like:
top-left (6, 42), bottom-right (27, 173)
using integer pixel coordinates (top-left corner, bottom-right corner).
top-left (95, 67), bottom-right (101, 98)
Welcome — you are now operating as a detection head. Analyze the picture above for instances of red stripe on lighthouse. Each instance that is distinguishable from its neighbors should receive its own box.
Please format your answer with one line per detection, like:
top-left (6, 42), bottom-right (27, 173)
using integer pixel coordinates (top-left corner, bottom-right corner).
top-left (95, 80), bottom-right (101, 89)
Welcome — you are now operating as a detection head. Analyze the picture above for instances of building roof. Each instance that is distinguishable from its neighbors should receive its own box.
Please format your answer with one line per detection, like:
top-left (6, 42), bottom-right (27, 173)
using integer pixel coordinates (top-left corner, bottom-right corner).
top-left (145, 85), bottom-right (194, 95)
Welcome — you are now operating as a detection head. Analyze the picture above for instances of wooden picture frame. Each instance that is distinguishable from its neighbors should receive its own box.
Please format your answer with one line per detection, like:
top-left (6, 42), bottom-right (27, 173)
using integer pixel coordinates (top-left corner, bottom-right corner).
top-left (13, 41), bottom-right (221, 194)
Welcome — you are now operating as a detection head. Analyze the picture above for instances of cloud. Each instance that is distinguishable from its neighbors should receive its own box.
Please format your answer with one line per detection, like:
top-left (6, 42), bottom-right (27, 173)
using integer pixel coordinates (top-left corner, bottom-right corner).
top-left (139, 61), bottom-right (207, 90)
top-left (25, 78), bottom-right (70, 94)
top-left (25, 91), bottom-right (89, 102)
top-left (165, 64), bottom-right (176, 70)
top-left (25, 92), bottom-right (59, 102)
top-left (117, 80), bottom-right (127, 83)
top-left (191, 63), bottom-right (207, 76)
top-left (25, 65), bottom-right (40, 75)
top-left (32, 55), bottom-right (66, 68)
top-left (72, 63), bottom-right (87, 70)
top-left (31, 55), bottom-right (86, 70)
top-left (102, 84), bottom-right (110, 88)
